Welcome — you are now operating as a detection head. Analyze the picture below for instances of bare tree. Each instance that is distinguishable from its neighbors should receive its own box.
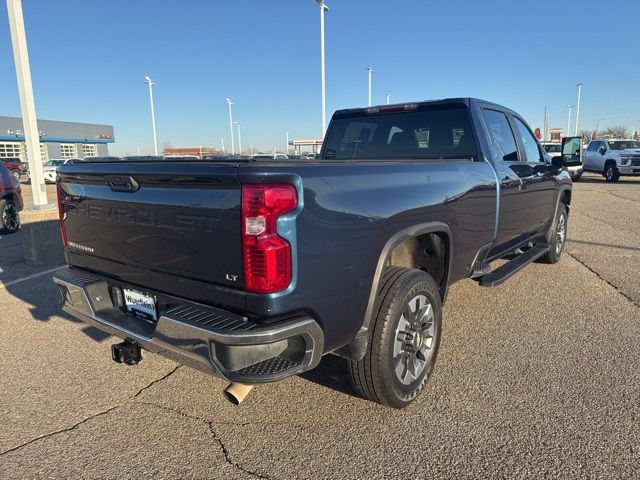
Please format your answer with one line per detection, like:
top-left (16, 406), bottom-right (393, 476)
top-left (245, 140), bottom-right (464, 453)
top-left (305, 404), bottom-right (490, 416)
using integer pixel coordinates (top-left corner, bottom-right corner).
top-left (579, 129), bottom-right (594, 140)
top-left (601, 126), bottom-right (629, 139)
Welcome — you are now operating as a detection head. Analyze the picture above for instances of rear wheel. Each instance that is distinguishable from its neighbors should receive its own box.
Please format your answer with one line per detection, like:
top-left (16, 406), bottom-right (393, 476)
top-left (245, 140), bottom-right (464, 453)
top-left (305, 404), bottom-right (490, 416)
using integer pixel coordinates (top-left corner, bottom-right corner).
top-left (348, 267), bottom-right (442, 409)
top-left (0, 199), bottom-right (20, 234)
top-left (572, 174), bottom-right (581, 182)
top-left (604, 163), bottom-right (619, 183)
top-left (540, 203), bottom-right (567, 264)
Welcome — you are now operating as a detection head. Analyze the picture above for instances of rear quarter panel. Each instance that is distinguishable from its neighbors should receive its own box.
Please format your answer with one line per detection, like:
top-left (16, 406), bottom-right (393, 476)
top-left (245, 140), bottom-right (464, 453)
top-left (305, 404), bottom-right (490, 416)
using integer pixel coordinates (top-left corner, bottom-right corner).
top-left (239, 160), bottom-right (497, 352)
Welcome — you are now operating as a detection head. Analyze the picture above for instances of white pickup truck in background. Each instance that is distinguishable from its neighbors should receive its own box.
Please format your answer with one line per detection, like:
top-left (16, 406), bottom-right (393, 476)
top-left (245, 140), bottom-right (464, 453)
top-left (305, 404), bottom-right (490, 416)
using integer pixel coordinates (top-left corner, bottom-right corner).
top-left (583, 139), bottom-right (640, 182)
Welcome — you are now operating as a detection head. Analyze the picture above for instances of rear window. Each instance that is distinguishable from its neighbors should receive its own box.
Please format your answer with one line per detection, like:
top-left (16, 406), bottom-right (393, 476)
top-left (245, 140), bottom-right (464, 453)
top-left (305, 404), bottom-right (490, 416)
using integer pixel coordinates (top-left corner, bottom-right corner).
top-left (322, 106), bottom-right (477, 160)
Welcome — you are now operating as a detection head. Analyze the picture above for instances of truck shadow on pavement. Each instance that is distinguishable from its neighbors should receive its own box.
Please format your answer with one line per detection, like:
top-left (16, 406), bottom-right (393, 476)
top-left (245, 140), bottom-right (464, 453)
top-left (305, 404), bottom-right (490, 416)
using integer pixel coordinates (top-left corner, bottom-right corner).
top-left (1, 221), bottom-right (112, 343)
top-left (298, 354), bottom-right (357, 398)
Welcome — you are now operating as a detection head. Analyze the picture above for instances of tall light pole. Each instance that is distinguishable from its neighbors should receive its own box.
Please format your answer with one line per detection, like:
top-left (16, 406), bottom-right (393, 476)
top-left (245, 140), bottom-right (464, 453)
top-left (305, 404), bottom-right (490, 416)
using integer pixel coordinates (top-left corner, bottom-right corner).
top-left (7, 0), bottom-right (46, 205)
top-left (220, 138), bottom-right (225, 154)
top-left (144, 76), bottom-right (158, 156)
top-left (226, 98), bottom-right (235, 155)
top-left (315, 0), bottom-right (329, 138)
top-left (367, 67), bottom-right (374, 106)
top-left (575, 82), bottom-right (583, 136)
top-left (592, 119), bottom-right (604, 140)
top-left (386, 93), bottom-right (390, 105)
top-left (566, 105), bottom-right (574, 138)
top-left (286, 131), bottom-right (290, 155)
top-left (235, 121), bottom-right (242, 155)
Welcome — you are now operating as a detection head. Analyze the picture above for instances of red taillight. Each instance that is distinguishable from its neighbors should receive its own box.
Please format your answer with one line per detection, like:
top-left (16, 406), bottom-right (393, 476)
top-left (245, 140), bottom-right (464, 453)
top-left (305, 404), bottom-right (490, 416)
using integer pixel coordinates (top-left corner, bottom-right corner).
top-left (56, 179), bottom-right (68, 247)
top-left (242, 184), bottom-right (297, 293)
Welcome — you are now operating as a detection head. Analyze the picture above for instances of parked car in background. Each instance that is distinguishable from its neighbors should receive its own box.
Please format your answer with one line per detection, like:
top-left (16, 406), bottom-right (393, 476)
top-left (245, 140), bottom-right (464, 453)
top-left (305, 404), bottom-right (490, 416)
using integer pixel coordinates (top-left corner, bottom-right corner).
top-left (0, 162), bottom-right (23, 233)
top-left (53, 98), bottom-right (574, 409)
top-left (583, 139), bottom-right (640, 182)
top-left (0, 157), bottom-right (23, 180)
top-left (42, 159), bottom-right (79, 184)
top-left (542, 141), bottom-right (583, 181)
top-left (250, 153), bottom-right (290, 160)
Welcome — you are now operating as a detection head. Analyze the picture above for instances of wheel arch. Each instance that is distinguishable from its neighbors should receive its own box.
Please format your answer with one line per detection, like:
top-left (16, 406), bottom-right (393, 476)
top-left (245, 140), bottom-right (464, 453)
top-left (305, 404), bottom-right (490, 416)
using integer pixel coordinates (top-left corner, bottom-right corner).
top-left (333, 222), bottom-right (453, 361)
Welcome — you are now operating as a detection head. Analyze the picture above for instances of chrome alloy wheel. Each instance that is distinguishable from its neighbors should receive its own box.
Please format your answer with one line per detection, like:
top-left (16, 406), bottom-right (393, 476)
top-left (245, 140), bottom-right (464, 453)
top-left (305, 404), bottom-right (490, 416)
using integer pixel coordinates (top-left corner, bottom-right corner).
top-left (2, 203), bottom-right (19, 232)
top-left (393, 294), bottom-right (435, 385)
top-left (555, 212), bottom-right (566, 255)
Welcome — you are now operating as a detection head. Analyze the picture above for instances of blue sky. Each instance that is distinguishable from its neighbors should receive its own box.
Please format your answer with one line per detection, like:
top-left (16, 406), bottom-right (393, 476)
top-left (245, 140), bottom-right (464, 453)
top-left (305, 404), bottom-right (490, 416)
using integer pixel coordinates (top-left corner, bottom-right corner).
top-left (1, 0), bottom-right (639, 155)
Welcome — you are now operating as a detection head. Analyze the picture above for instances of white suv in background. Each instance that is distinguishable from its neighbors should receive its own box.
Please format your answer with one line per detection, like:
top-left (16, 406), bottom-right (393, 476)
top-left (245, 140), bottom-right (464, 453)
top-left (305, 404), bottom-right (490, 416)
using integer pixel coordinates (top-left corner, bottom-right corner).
top-left (583, 139), bottom-right (640, 182)
top-left (542, 141), bottom-right (583, 181)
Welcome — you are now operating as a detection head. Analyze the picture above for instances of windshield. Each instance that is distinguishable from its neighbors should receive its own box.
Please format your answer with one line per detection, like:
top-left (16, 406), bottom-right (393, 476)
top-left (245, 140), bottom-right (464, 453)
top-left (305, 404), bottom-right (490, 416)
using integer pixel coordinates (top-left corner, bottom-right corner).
top-left (542, 144), bottom-right (561, 153)
top-left (322, 105), bottom-right (477, 160)
top-left (607, 141), bottom-right (640, 150)
top-left (44, 160), bottom-right (64, 167)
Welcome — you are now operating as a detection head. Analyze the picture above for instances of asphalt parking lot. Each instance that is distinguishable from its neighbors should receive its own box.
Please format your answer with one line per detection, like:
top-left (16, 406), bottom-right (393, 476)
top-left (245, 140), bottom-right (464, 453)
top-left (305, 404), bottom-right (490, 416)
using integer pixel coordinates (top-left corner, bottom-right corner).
top-left (1, 173), bottom-right (639, 479)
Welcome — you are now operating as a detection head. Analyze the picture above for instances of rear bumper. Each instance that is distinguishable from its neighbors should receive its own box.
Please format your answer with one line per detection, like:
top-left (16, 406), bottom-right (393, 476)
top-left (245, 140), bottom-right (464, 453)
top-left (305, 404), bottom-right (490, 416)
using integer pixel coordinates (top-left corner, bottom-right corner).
top-left (53, 268), bottom-right (323, 384)
top-left (567, 166), bottom-right (583, 177)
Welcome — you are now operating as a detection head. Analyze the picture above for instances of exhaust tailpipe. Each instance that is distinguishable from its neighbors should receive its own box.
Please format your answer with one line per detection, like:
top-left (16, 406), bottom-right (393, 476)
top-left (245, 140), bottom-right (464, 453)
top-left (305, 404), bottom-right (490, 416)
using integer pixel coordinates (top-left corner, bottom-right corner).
top-left (224, 383), bottom-right (254, 405)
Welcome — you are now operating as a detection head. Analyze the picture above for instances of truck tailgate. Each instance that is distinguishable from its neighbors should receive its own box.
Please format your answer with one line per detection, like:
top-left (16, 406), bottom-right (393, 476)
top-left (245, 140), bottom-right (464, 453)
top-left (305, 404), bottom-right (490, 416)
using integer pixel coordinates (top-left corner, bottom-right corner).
top-left (58, 163), bottom-right (243, 290)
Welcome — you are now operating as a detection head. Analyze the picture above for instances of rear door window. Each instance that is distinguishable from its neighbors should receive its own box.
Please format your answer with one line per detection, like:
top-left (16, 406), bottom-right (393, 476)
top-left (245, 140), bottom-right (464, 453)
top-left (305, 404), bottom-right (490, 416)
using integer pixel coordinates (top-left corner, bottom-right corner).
top-left (322, 106), bottom-right (477, 160)
top-left (482, 109), bottom-right (519, 162)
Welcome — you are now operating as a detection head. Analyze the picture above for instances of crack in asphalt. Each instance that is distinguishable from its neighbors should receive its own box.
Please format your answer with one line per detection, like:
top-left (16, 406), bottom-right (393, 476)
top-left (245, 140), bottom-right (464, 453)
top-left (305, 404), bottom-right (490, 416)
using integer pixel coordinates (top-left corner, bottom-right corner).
top-left (566, 251), bottom-right (638, 307)
top-left (0, 365), bottom-right (182, 457)
top-left (133, 364), bottom-right (182, 398)
top-left (207, 423), bottom-right (271, 479)
top-left (134, 400), bottom-right (271, 479)
top-left (0, 405), bottom-right (120, 456)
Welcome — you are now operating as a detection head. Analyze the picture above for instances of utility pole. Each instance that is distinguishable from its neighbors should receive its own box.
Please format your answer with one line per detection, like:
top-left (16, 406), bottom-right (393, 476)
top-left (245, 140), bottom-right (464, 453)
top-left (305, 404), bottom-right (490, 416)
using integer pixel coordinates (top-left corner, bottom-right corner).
top-left (7, 0), bottom-right (47, 206)
top-left (386, 93), bottom-right (390, 105)
top-left (575, 82), bottom-right (583, 136)
top-left (367, 67), bottom-right (374, 106)
top-left (235, 121), bottom-right (242, 155)
top-left (286, 131), bottom-right (290, 155)
top-left (144, 76), bottom-right (158, 156)
top-left (220, 138), bottom-right (225, 154)
top-left (315, 1), bottom-right (329, 138)
top-left (566, 105), bottom-right (574, 138)
top-left (226, 98), bottom-right (235, 155)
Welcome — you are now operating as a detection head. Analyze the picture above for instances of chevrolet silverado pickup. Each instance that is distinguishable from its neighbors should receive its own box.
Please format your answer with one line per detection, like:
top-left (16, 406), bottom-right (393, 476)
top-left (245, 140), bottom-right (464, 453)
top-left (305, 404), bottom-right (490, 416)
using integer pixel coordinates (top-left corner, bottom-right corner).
top-left (53, 98), bottom-right (574, 408)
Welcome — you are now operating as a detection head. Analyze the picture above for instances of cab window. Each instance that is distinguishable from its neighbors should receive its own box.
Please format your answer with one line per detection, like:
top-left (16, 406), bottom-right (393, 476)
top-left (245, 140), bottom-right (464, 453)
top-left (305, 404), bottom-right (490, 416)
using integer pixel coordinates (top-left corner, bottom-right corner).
top-left (482, 109), bottom-right (519, 162)
top-left (514, 117), bottom-right (543, 163)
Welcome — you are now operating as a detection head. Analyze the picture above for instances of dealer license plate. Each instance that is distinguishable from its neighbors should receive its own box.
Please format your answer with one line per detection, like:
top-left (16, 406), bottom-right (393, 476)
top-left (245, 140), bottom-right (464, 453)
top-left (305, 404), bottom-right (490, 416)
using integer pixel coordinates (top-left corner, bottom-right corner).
top-left (123, 288), bottom-right (157, 321)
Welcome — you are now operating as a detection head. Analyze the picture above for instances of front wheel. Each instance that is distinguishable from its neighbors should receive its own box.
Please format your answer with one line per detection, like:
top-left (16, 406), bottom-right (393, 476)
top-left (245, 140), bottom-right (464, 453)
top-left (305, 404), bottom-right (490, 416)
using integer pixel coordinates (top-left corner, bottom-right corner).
top-left (540, 203), bottom-right (567, 264)
top-left (572, 174), bottom-right (582, 182)
top-left (605, 164), bottom-right (619, 183)
top-left (0, 199), bottom-right (20, 234)
top-left (348, 267), bottom-right (442, 409)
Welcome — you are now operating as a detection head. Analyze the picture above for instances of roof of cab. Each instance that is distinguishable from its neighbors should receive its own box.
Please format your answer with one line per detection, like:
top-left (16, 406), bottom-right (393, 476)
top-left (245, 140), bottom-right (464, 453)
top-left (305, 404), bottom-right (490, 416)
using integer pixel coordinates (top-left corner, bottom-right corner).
top-left (332, 97), bottom-right (508, 117)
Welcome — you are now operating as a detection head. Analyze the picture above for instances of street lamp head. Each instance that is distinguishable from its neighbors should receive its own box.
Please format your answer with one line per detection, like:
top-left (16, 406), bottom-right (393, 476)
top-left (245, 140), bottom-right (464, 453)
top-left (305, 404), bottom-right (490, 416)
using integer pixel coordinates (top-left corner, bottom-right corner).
top-left (144, 75), bottom-right (155, 86)
top-left (567, 104), bottom-right (574, 108)
top-left (577, 82), bottom-right (584, 87)
top-left (315, 0), bottom-right (329, 12)
top-left (226, 97), bottom-right (233, 105)
top-left (367, 67), bottom-right (374, 73)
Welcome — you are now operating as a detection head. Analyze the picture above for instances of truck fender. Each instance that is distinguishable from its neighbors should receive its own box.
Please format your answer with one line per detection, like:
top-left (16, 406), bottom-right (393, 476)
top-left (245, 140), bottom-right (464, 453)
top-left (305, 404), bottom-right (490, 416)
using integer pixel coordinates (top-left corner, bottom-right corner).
top-left (545, 185), bottom-right (572, 244)
top-left (334, 222), bottom-right (453, 361)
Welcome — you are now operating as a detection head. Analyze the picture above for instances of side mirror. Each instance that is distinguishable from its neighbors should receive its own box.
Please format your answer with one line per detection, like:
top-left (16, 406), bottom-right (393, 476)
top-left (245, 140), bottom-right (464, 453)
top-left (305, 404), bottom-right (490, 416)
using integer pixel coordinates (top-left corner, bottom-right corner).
top-left (560, 136), bottom-right (583, 166)
top-left (598, 145), bottom-right (606, 155)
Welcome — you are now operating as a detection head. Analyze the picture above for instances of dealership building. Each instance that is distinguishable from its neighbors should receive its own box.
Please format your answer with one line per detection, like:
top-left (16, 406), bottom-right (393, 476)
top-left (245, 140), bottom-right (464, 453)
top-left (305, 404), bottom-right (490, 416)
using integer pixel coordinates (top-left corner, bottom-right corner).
top-left (0, 116), bottom-right (114, 162)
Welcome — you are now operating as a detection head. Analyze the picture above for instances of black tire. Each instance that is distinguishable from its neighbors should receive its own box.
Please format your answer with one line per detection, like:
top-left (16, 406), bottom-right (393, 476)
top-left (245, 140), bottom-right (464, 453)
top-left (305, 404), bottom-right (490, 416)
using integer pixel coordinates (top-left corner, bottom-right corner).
top-left (0, 198), bottom-right (20, 234)
top-left (604, 163), bottom-right (619, 183)
top-left (540, 203), bottom-right (567, 264)
top-left (572, 174), bottom-right (581, 182)
top-left (348, 267), bottom-right (442, 409)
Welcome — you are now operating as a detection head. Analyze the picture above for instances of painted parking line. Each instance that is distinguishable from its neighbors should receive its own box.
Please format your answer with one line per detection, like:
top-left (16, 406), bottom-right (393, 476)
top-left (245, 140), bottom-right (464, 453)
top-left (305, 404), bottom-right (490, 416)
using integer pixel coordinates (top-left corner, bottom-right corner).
top-left (0, 265), bottom-right (65, 289)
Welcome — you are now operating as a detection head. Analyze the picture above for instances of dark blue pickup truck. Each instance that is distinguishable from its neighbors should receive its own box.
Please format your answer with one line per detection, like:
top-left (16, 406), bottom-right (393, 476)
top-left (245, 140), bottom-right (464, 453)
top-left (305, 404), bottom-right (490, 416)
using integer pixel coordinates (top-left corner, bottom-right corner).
top-left (53, 98), bottom-right (575, 408)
